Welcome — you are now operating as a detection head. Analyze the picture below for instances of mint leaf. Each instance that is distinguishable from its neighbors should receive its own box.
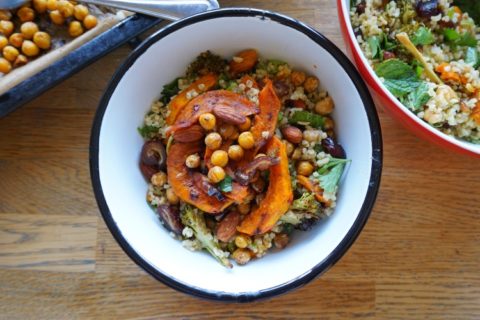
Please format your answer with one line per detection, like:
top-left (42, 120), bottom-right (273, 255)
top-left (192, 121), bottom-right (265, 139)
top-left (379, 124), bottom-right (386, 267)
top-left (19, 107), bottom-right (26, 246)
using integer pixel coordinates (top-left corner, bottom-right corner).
top-left (288, 111), bottom-right (325, 128)
top-left (405, 82), bottom-right (431, 111)
top-left (383, 79), bottom-right (421, 97)
top-left (457, 32), bottom-right (477, 47)
top-left (411, 27), bottom-right (435, 46)
top-left (444, 28), bottom-right (460, 42)
top-left (367, 36), bottom-right (382, 59)
top-left (466, 47), bottom-right (480, 68)
top-left (218, 176), bottom-right (233, 193)
top-left (375, 59), bottom-right (417, 80)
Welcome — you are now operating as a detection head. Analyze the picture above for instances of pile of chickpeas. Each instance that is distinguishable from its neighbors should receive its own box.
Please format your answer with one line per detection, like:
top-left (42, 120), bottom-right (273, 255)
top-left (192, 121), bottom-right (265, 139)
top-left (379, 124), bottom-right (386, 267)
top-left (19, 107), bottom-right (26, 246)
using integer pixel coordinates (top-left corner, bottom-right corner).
top-left (0, 0), bottom-right (98, 74)
top-left (185, 112), bottom-right (255, 184)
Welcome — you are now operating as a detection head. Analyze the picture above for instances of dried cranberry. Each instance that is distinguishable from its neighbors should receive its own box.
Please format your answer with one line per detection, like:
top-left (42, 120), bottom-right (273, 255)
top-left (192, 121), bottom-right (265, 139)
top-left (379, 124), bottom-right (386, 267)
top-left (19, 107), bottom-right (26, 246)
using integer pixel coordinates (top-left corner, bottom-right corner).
top-left (415, 0), bottom-right (440, 18)
top-left (355, 1), bottom-right (366, 14)
top-left (322, 137), bottom-right (346, 159)
top-left (383, 51), bottom-right (396, 60)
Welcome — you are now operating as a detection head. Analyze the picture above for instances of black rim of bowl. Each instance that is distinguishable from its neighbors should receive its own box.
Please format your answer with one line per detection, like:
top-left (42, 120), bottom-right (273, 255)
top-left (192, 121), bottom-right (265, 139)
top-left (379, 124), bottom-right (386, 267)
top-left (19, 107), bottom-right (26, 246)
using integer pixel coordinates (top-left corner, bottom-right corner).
top-left (90, 8), bottom-right (383, 303)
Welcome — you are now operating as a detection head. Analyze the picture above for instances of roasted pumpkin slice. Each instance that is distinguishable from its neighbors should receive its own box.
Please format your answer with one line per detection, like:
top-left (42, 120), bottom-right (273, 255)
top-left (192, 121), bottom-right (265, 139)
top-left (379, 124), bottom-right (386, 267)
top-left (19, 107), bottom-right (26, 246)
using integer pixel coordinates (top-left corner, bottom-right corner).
top-left (237, 136), bottom-right (293, 235)
top-left (169, 90), bottom-right (259, 132)
top-left (165, 73), bottom-right (218, 125)
top-left (167, 140), bottom-right (234, 214)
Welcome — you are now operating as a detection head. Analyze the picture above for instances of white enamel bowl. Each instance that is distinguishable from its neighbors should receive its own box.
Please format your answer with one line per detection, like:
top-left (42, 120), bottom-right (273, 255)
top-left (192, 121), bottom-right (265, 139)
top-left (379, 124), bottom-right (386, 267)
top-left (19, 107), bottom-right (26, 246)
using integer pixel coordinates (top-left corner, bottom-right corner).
top-left (90, 8), bottom-right (382, 302)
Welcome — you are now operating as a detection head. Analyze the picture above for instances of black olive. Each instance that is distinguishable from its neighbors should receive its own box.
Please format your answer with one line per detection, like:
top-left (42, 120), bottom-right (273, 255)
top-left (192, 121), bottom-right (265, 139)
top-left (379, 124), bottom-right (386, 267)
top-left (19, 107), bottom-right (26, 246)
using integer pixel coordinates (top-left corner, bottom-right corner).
top-left (139, 162), bottom-right (158, 181)
top-left (141, 140), bottom-right (166, 170)
top-left (273, 80), bottom-right (290, 98)
top-left (321, 137), bottom-right (346, 159)
top-left (157, 205), bottom-right (184, 235)
top-left (415, 0), bottom-right (440, 18)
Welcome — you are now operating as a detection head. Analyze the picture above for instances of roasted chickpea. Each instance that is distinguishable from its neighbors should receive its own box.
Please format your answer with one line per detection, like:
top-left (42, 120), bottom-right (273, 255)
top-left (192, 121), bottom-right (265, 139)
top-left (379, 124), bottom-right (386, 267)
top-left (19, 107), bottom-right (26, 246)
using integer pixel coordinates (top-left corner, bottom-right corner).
top-left (13, 54), bottom-right (27, 67)
top-left (68, 21), bottom-right (83, 37)
top-left (49, 10), bottom-right (65, 25)
top-left (283, 140), bottom-right (294, 157)
top-left (47, 0), bottom-right (57, 11)
top-left (20, 22), bottom-right (39, 40)
top-left (0, 57), bottom-right (11, 74)
top-left (303, 129), bottom-right (320, 143)
top-left (198, 112), bottom-right (216, 130)
top-left (204, 132), bottom-right (222, 150)
top-left (83, 14), bottom-right (97, 29)
top-left (150, 171), bottom-right (167, 187)
top-left (21, 40), bottom-right (39, 57)
top-left (315, 96), bottom-right (334, 115)
top-left (273, 233), bottom-right (289, 249)
top-left (237, 117), bottom-right (251, 131)
top-left (208, 166), bottom-right (225, 183)
top-left (237, 202), bottom-right (250, 215)
top-left (232, 248), bottom-right (251, 265)
top-left (291, 147), bottom-right (302, 160)
top-left (235, 235), bottom-right (251, 249)
top-left (33, 0), bottom-right (48, 13)
top-left (290, 70), bottom-right (306, 86)
top-left (9, 33), bottom-right (23, 48)
top-left (218, 123), bottom-right (235, 140)
top-left (0, 35), bottom-right (8, 50)
top-left (323, 117), bottom-right (334, 130)
top-left (73, 4), bottom-right (89, 20)
top-left (33, 31), bottom-right (51, 50)
top-left (0, 20), bottom-right (14, 37)
top-left (0, 10), bottom-right (12, 21)
top-left (57, 0), bottom-right (74, 18)
top-left (211, 150), bottom-right (228, 167)
top-left (297, 161), bottom-right (314, 176)
top-left (227, 145), bottom-right (244, 161)
top-left (238, 131), bottom-right (254, 149)
top-left (3, 45), bottom-right (19, 62)
top-left (185, 153), bottom-right (200, 169)
top-left (304, 76), bottom-right (319, 93)
top-left (166, 188), bottom-right (179, 205)
top-left (17, 7), bottom-right (35, 22)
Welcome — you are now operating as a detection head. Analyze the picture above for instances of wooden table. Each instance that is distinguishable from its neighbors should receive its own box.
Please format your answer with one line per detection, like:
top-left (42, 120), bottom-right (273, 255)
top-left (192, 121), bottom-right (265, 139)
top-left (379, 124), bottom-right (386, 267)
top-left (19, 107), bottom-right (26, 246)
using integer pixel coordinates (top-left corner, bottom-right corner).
top-left (1, 0), bottom-right (479, 318)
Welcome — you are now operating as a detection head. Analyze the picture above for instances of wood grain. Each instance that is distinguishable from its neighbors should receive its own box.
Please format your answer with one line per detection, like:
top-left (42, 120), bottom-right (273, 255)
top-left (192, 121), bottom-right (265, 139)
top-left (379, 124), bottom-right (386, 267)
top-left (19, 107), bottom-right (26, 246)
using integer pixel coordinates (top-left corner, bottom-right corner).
top-left (1, 0), bottom-right (480, 319)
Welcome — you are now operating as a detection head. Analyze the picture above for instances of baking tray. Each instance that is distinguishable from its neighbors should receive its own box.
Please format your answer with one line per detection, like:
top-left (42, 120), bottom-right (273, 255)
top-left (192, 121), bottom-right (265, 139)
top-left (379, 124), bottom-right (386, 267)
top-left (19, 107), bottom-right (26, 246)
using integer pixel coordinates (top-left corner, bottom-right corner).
top-left (0, 14), bottom-right (161, 117)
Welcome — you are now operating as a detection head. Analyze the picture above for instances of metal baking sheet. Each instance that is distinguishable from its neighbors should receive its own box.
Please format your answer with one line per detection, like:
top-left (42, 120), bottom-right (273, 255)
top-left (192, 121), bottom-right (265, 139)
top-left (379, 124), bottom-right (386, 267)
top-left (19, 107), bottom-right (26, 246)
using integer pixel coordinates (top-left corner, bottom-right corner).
top-left (0, 14), bottom-right (161, 117)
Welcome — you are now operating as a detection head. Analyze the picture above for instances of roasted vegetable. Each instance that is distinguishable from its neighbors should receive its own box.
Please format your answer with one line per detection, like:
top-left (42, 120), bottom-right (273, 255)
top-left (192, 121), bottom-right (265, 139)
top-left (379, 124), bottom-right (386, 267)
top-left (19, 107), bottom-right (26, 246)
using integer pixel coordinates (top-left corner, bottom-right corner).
top-left (296, 174), bottom-right (331, 205)
top-left (290, 192), bottom-right (320, 214)
top-left (180, 205), bottom-right (232, 268)
top-left (235, 155), bottom-right (280, 185)
top-left (237, 136), bottom-right (293, 235)
top-left (165, 73), bottom-right (218, 125)
top-left (157, 205), bottom-right (183, 235)
top-left (168, 90), bottom-right (259, 133)
top-left (229, 49), bottom-right (258, 76)
top-left (167, 140), bottom-right (234, 214)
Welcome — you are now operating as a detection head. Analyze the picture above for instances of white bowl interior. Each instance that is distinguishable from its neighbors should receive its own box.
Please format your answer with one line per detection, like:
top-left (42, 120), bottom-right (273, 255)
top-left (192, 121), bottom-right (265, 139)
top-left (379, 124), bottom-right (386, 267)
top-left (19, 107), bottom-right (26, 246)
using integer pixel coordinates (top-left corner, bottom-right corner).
top-left (98, 15), bottom-right (375, 295)
top-left (340, 0), bottom-right (480, 155)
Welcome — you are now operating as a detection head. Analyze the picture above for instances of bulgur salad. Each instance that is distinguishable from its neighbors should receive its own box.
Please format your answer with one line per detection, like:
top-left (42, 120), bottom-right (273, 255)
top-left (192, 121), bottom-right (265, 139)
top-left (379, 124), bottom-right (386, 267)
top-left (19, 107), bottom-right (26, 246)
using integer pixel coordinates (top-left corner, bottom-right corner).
top-left (138, 49), bottom-right (349, 268)
top-left (350, 0), bottom-right (480, 143)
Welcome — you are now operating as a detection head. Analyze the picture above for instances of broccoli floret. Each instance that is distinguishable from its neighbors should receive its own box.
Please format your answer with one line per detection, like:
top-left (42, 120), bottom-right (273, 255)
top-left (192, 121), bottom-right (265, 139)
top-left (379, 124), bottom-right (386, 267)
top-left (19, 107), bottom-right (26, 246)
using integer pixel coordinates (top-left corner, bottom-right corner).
top-left (186, 51), bottom-right (227, 79)
top-left (180, 205), bottom-right (232, 268)
top-left (290, 193), bottom-right (320, 214)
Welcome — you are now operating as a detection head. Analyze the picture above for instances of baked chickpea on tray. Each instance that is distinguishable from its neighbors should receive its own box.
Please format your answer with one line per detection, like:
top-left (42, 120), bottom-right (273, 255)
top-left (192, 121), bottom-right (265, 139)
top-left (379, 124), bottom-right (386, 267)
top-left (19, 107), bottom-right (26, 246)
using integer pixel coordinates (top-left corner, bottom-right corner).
top-left (138, 49), bottom-right (350, 268)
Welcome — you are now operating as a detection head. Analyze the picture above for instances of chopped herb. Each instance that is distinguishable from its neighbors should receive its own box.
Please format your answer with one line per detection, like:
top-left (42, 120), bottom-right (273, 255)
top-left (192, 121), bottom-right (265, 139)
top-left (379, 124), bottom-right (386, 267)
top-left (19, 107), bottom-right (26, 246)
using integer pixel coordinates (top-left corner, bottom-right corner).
top-left (218, 176), bottom-right (233, 193)
top-left (160, 78), bottom-right (180, 105)
top-left (382, 33), bottom-right (397, 51)
top-left (411, 27), bottom-right (435, 46)
top-left (291, 192), bottom-right (320, 214)
top-left (317, 158), bottom-right (350, 194)
top-left (137, 125), bottom-right (159, 138)
top-left (288, 110), bottom-right (325, 128)
top-left (443, 28), bottom-right (477, 47)
top-left (266, 59), bottom-right (288, 74)
top-left (186, 50), bottom-right (227, 79)
top-left (367, 35), bottom-right (382, 59)
top-left (465, 47), bottom-right (480, 68)
top-left (282, 223), bottom-right (295, 235)
top-left (277, 111), bottom-right (284, 124)
top-left (404, 82), bottom-right (431, 111)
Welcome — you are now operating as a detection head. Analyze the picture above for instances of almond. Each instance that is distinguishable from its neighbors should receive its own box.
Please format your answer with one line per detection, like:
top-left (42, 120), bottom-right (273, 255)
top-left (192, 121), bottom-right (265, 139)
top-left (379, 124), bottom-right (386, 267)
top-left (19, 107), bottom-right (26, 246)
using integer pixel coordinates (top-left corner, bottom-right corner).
top-left (216, 211), bottom-right (241, 242)
top-left (173, 124), bottom-right (204, 142)
top-left (281, 125), bottom-right (303, 144)
top-left (213, 105), bottom-right (247, 125)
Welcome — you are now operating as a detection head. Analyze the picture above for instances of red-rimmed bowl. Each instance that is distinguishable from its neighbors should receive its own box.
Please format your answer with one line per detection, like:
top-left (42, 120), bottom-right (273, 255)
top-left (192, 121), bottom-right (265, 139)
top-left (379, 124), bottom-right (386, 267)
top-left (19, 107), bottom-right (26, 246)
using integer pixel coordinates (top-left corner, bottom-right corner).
top-left (337, 0), bottom-right (480, 158)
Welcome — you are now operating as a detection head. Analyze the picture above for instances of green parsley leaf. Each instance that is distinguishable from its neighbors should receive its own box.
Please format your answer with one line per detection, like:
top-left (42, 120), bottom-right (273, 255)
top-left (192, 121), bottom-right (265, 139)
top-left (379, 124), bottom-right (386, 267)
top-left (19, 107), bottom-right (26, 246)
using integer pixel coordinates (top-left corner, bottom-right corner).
top-left (288, 110), bottom-right (325, 128)
top-left (444, 28), bottom-right (477, 47)
top-left (217, 176), bottom-right (233, 193)
top-left (411, 27), bottom-right (435, 46)
top-left (160, 78), bottom-right (180, 105)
